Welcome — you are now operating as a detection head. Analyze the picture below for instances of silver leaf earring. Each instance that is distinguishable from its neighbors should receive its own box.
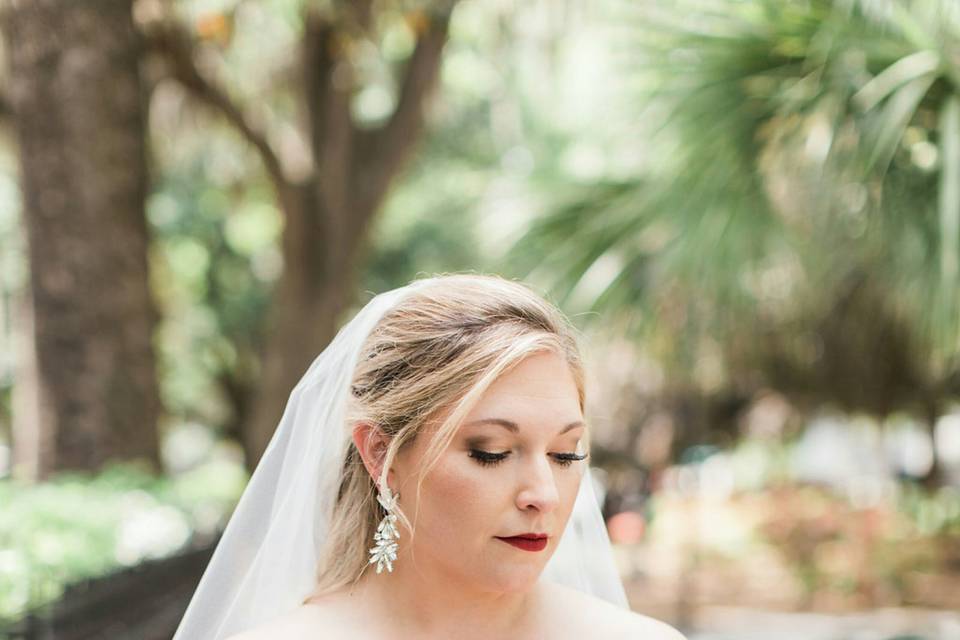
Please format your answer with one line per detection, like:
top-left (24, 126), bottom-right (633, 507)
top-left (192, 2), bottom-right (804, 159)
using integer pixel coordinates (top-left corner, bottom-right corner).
top-left (368, 482), bottom-right (400, 574)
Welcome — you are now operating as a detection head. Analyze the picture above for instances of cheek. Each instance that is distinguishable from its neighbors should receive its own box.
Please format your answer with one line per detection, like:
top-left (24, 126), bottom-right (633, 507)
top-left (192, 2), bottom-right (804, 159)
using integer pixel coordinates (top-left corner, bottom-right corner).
top-left (409, 463), bottom-right (585, 531)
top-left (397, 453), bottom-right (587, 553)
top-left (558, 470), bottom-right (583, 516)
top-left (406, 455), bottom-right (503, 539)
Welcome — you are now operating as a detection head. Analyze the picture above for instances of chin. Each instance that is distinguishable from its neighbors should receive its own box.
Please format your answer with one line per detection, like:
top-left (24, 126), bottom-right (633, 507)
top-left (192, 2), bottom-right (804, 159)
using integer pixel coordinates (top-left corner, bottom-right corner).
top-left (478, 566), bottom-right (544, 594)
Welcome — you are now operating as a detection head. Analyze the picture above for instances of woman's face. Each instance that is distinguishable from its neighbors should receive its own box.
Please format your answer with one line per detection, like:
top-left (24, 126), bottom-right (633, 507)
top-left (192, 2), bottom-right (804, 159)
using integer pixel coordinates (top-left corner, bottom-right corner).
top-left (391, 349), bottom-right (587, 594)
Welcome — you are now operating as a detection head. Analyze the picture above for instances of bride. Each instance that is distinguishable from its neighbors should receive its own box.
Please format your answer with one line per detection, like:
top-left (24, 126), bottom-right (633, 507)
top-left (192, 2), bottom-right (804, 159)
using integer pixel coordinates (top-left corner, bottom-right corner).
top-left (174, 274), bottom-right (685, 639)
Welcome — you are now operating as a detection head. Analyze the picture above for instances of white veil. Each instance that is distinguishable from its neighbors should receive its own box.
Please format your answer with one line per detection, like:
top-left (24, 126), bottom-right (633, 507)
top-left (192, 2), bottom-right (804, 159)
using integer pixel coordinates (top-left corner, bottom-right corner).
top-left (173, 277), bottom-right (628, 639)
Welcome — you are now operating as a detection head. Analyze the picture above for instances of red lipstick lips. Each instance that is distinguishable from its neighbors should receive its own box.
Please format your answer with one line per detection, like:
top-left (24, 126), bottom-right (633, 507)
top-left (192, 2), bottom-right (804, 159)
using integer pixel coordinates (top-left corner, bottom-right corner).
top-left (495, 534), bottom-right (548, 552)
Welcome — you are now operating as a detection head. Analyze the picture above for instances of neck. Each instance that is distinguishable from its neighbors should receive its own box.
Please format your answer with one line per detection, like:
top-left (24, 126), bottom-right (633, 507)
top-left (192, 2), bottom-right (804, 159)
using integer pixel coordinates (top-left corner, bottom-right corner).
top-left (351, 549), bottom-right (542, 637)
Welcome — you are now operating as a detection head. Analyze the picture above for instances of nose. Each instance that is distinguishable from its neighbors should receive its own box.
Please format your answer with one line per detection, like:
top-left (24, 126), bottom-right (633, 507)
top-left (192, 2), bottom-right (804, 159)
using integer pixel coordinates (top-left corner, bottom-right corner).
top-left (515, 455), bottom-right (560, 513)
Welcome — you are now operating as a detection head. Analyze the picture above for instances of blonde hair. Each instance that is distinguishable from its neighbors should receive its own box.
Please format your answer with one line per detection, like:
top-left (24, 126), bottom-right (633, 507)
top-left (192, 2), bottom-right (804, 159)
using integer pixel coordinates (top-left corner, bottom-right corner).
top-left (307, 274), bottom-right (587, 597)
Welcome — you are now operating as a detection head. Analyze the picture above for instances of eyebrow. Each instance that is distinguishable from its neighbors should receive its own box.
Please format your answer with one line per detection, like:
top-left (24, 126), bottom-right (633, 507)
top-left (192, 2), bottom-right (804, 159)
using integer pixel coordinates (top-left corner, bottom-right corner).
top-left (463, 418), bottom-right (585, 435)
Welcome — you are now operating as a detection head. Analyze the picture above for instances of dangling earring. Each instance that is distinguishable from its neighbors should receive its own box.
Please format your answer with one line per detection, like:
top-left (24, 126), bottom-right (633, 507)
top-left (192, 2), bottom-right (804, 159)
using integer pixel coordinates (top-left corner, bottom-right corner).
top-left (368, 482), bottom-right (400, 574)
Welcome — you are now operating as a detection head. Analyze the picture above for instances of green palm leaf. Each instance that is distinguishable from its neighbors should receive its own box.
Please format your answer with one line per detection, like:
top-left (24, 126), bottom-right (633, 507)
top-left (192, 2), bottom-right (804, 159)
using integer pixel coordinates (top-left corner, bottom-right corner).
top-left (508, 0), bottom-right (960, 383)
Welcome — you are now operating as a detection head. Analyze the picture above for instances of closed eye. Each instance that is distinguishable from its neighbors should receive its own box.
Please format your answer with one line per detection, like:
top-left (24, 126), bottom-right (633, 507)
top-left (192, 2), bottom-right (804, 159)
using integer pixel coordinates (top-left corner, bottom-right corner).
top-left (468, 449), bottom-right (589, 468)
top-left (552, 452), bottom-right (589, 467)
top-left (467, 450), bottom-right (509, 467)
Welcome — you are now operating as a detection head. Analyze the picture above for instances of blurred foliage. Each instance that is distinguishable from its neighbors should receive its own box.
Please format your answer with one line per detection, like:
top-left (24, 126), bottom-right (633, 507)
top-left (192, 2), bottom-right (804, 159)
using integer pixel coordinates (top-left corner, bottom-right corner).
top-left (0, 150), bottom-right (23, 446)
top-left (148, 143), bottom-right (278, 428)
top-left (899, 482), bottom-right (960, 536)
top-left (759, 482), bottom-right (960, 607)
top-left (509, 0), bottom-right (960, 404)
top-left (0, 459), bottom-right (246, 625)
top-left (0, 0), bottom-right (659, 447)
top-left (0, 2), bottom-right (956, 634)
top-left (633, 432), bottom-right (960, 614)
top-left (145, 0), bottom-right (602, 427)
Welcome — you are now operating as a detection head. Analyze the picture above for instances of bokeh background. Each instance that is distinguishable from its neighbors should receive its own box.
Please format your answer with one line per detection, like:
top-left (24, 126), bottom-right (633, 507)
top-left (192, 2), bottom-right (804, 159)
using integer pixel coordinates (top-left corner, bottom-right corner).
top-left (1, 0), bottom-right (959, 638)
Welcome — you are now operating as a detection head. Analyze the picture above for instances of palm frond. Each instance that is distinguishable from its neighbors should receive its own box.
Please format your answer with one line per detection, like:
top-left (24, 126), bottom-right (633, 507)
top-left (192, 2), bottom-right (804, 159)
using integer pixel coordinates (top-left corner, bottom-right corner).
top-left (508, 0), bottom-right (960, 384)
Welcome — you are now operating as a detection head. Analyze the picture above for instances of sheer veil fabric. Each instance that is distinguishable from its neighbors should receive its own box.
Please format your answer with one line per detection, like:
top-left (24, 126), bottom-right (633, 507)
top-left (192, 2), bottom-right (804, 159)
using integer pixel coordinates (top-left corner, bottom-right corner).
top-left (173, 278), bottom-right (629, 639)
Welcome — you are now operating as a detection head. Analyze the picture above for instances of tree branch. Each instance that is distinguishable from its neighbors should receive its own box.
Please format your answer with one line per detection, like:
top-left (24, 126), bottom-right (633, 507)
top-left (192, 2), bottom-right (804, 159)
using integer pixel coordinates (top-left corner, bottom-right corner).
top-left (0, 89), bottom-right (10, 119)
top-left (350, 10), bottom-right (452, 233)
top-left (142, 20), bottom-right (287, 190)
top-left (338, 0), bottom-right (375, 32)
top-left (303, 10), bottom-right (353, 214)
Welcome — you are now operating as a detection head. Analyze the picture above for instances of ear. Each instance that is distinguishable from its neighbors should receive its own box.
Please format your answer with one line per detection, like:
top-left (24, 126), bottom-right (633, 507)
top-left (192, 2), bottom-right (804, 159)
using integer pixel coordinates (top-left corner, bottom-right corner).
top-left (352, 422), bottom-right (393, 487)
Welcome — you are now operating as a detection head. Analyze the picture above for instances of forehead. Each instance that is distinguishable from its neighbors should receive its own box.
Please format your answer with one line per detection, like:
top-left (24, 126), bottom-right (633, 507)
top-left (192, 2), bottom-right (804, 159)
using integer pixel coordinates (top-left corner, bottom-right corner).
top-left (462, 351), bottom-right (582, 428)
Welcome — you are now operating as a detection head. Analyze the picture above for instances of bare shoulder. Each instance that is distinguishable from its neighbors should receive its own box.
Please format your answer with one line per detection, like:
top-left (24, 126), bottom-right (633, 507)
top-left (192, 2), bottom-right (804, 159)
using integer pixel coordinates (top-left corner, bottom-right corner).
top-left (223, 600), bottom-right (347, 640)
top-left (541, 582), bottom-right (687, 639)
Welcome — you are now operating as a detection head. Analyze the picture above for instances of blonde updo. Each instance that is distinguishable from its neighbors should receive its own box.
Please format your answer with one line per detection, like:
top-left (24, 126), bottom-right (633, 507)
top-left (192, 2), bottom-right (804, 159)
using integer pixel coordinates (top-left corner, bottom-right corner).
top-left (308, 273), bottom-right (587, 596)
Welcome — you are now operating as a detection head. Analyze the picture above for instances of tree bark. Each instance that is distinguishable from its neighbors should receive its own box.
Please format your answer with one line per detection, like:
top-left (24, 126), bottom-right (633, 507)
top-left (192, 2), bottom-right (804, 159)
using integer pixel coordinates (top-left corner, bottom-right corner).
top-left (3, 0), bottom-right (160, 479)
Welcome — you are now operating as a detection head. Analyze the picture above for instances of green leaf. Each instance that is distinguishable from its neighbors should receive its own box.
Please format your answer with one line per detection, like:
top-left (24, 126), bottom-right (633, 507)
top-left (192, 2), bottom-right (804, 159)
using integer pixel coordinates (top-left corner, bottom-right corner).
top-left (938, 94), bottom-right (960, 350)
top-left (865, 72), bottom-right (938, 173)
top-left (939, 95), bottom-right (960, 284)
top-left (852, 50), bottom-right (940, 112)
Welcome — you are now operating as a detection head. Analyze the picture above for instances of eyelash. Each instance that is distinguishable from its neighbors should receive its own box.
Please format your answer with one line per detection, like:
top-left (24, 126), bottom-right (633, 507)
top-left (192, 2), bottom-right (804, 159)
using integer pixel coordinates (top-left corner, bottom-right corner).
top-left (468, 449), bottom-right (589, 468)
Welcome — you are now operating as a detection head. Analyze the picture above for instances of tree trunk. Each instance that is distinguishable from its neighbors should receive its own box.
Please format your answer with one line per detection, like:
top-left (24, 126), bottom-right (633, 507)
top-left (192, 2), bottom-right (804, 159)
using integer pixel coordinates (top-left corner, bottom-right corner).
top-left (144, 6), bottom-right (453, 469)
top-left (3, 0), bottom-right (160, 479)
top-left (240, 181), bottom-right (360, 464)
